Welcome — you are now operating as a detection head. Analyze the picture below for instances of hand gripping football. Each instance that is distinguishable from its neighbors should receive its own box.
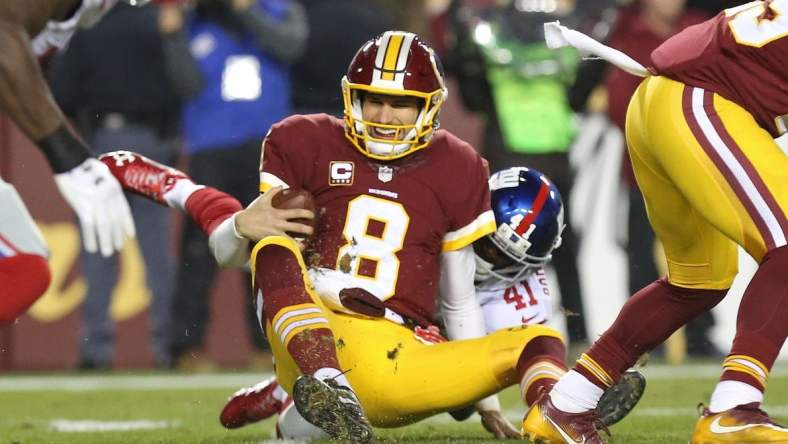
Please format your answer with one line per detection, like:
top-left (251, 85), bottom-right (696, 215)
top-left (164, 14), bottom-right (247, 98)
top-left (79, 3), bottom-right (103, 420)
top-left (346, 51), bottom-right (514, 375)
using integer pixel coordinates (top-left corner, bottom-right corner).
top-left (271, 188), bottom-right (317, 238)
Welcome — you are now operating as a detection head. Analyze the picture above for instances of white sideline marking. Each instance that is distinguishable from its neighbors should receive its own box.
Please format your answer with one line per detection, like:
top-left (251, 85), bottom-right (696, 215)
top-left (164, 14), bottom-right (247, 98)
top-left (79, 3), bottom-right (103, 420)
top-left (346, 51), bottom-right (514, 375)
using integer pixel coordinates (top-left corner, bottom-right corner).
top-left (0, 372), bottom-right (274, 391)
top-left (50, 419), bottom-right (176, 432)
top-left (0, 364), bottom-right (785, 392)
top-left (640, 364), bottom-right (788, 379)
top-left (631, 405), bottom-right (788, 417)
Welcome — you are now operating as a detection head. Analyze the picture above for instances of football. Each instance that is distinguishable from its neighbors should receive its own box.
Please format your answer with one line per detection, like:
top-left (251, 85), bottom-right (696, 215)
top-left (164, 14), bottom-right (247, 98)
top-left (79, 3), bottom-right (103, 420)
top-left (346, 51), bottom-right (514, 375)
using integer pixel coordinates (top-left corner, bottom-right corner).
top-left (271, 188), bottom-right (317, 238)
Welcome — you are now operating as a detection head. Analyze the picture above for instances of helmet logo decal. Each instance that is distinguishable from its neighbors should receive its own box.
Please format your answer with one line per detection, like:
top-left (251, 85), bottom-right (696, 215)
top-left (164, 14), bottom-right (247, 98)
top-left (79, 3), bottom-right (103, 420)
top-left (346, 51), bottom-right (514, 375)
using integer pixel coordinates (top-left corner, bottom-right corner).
top-left (329, 161), bottom-right (355, 186)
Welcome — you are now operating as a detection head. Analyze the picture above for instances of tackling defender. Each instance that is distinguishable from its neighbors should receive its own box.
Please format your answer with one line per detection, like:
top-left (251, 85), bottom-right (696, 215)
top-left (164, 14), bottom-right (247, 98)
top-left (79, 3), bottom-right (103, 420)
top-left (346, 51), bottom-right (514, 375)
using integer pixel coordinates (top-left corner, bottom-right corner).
top-left (0, 0), bottom-right (139, 323)
top-left (525, 2), bottom-right (788, 443)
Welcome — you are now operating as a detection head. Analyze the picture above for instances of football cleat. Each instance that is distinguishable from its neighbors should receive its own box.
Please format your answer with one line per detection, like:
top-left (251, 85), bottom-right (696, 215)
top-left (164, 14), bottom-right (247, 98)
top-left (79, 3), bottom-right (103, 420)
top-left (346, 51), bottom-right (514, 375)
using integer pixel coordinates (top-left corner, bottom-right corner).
top-left (596, 370), bottom-right (646, 426)
top-left (522, 391), bottom-right (608, 444)
top-left (691, 402), bottom-right (788, 443)
top-left (219, 378), bottom-right (283, 429)
top-left (98, 150), bottom-right (187, 205)
top-left (292, 374), bottom-right (373, 444)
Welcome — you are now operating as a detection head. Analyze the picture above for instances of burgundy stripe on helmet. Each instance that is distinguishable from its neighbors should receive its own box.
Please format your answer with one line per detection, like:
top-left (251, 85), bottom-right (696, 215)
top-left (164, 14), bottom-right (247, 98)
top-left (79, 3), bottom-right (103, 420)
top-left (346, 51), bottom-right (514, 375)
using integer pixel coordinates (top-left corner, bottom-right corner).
top-left (515, 180), bottom-right (549, 236)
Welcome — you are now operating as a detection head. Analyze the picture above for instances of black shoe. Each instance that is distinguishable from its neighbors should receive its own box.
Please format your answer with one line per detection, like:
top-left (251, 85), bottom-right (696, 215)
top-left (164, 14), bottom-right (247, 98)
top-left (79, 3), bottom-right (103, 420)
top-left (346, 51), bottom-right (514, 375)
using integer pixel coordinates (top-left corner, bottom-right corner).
top-left (448, 404), bottom-right (476, 422)
top-left (597, 370), bottom-right (646, 426)
top-left (292, 375), bottom-right (373, 443)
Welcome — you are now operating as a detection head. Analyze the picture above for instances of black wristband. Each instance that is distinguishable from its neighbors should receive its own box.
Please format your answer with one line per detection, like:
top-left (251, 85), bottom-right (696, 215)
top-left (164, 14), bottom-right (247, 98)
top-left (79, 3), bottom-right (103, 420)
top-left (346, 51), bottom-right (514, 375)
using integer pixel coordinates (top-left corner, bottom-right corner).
top-left (36, 125), bottom-right (93, 173)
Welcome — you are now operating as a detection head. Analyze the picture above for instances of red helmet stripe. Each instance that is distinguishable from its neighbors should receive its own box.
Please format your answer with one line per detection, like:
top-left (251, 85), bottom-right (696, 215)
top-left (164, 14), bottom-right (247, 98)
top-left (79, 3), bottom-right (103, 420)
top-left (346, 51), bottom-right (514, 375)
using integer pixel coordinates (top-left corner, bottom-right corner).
top-left (381, 34), bottom-right (405, 81)
top-left (515, 181), bottom-right (550, 235)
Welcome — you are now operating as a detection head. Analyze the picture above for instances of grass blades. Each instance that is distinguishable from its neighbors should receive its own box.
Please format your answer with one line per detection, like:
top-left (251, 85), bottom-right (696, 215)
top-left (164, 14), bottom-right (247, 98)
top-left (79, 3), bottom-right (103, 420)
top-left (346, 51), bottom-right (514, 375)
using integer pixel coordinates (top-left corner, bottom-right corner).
top-left (0, 364), bottom-right (786, 443)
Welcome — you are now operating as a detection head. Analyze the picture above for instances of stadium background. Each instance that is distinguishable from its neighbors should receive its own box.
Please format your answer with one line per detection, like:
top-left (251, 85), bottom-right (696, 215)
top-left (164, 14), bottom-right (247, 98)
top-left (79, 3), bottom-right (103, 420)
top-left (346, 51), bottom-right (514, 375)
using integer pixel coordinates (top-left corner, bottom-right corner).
top-left (2, 85), bottom-right (785, 370)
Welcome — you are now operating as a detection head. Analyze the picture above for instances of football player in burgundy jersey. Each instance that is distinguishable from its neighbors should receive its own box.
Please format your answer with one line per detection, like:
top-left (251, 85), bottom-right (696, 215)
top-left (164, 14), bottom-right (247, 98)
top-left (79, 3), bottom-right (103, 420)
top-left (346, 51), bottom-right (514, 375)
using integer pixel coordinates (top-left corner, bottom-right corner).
top-left (0, 0), bottom-right (145, 324)
top-left (212, 167), bottom-right (645, 440)
top-left (526, 2), bottom-right (788, 443)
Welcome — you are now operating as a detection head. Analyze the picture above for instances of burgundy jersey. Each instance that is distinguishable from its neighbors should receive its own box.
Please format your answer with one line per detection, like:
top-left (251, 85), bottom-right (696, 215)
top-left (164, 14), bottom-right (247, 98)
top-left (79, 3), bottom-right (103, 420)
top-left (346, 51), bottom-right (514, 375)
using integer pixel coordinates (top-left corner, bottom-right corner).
top-left (650, 0), bottom-right (788, 137)
top-left (260, 114), bottom-right (495, 326)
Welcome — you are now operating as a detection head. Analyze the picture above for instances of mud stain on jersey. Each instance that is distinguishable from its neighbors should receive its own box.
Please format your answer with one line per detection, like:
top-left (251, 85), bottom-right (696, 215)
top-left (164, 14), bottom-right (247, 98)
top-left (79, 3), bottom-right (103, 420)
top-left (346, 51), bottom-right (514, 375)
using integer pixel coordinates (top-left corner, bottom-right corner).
top-left (387, 343), bottom-right (403, 360)
top-left (305, 250), bottom-right (321, 268)
top-left (338, 253), bottom-right (352, 273)
top-left (337, 237), bottom-right (359, 273)
top-left (336, 338), bottom-right (346, 350)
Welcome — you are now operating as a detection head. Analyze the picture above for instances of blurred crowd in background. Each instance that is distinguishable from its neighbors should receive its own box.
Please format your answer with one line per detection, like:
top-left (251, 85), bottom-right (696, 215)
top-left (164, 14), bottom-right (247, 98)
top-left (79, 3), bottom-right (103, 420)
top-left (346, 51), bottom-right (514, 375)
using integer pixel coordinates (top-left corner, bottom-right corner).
top-left (41, 0), bottom-right (742, 371)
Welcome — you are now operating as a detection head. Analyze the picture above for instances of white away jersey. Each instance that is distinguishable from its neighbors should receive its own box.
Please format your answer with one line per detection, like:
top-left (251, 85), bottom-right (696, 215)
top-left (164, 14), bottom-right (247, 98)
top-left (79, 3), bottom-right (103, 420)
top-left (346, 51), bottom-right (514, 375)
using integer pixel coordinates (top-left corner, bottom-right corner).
top-left (476, 267), bottom-right (553, 334)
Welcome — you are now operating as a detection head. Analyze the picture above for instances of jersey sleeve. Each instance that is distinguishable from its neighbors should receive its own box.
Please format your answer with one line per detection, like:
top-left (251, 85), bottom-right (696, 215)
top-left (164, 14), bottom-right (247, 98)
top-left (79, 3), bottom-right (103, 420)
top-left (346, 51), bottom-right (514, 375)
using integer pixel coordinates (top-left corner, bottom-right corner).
top-left (258, 117), bottom-right (315, 193)
top-left (441, 149), bottom-right (496, 252)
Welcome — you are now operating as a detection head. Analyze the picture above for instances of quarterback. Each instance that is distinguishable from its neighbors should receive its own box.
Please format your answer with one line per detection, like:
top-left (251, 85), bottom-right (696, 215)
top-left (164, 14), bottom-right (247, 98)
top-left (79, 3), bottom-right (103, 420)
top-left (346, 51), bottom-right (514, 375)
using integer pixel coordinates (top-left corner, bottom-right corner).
top-left (0, 0), bottom-right (138, 323)
top-left (526, 2), bottom-right (788, 443)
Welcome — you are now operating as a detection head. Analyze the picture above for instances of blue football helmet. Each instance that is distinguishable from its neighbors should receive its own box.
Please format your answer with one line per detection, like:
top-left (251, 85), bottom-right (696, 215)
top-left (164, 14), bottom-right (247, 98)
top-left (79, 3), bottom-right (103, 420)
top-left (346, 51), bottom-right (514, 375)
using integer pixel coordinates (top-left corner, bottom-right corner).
top-left (475, 167), bottom-right (565, 285)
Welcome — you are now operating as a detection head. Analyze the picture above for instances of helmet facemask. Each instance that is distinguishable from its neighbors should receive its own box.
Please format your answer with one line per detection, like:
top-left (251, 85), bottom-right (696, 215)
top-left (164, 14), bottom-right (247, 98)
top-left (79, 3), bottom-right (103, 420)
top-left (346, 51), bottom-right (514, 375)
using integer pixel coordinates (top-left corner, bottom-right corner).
top-left (474, 227), bottom-right (562, 288)
top-left (488, 215), bottom-right (564, 271)
top-left (342, 80), bottom-right (445, 160)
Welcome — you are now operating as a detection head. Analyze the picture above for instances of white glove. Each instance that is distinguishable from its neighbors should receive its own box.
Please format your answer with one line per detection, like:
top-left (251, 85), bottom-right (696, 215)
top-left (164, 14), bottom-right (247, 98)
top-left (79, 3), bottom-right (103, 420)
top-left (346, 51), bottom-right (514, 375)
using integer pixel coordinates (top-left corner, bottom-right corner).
top-left (54, 157), bottom-right (136, 257)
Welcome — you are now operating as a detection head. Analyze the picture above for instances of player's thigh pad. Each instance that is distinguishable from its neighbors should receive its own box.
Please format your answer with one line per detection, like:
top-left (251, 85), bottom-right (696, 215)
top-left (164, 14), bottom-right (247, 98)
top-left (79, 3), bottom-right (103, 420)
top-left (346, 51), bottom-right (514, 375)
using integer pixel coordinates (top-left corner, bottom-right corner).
top-left (624, 76), bottom-right (788, 288)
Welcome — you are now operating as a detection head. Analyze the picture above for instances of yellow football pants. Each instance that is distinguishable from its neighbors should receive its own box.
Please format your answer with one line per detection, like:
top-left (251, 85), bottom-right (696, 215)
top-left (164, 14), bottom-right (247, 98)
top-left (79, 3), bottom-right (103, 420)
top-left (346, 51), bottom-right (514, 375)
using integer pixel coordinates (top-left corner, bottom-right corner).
top-left (251, 236), bottom-right (563, 428)
top-left (626, 76), bottom-right (788, 289)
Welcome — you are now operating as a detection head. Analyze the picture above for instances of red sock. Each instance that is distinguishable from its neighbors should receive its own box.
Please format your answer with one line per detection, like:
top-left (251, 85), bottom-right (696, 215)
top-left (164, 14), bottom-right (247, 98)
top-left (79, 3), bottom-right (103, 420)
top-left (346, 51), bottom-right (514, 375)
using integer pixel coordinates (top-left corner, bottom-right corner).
top-left (184, 187), bottom-right (242, 235)
top-left (577, 278), bottom-right (726, 389)
top-left (721, 245), bottom-right (788, 390)
top-left (255, 244), bottom-right (341, 375)
top-left (516, 336), bottom-right (567, 405)
top-left (0, 254), bottom-right (51, 324)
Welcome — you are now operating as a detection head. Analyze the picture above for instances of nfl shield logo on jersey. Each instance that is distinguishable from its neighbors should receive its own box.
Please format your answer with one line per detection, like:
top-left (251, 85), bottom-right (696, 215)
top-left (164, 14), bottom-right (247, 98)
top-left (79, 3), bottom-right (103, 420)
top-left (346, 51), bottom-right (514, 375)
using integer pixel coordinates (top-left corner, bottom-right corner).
top-left (378, 166), bottom-right (393, 183)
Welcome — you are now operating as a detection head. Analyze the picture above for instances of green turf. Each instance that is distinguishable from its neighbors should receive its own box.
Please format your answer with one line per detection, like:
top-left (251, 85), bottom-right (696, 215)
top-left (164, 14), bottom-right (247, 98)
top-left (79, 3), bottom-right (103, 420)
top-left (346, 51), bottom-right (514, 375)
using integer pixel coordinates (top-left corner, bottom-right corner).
top-left (0, 365), bottom-right (786, 443)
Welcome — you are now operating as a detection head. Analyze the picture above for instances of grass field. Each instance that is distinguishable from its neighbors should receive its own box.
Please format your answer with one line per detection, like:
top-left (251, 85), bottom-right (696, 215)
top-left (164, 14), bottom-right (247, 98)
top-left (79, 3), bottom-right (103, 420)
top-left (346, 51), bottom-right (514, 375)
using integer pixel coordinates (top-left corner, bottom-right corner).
top-left (1, 363), bottom-right (786, 443)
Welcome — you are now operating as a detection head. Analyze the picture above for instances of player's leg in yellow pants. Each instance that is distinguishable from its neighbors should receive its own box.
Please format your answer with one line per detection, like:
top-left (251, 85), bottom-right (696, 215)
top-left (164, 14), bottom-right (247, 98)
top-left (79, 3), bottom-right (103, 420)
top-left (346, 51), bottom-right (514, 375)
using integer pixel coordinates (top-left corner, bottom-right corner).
top-left (252, 236), bottom-right (563, 428)
top-left (625, 76), bottom-right (788, 289)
